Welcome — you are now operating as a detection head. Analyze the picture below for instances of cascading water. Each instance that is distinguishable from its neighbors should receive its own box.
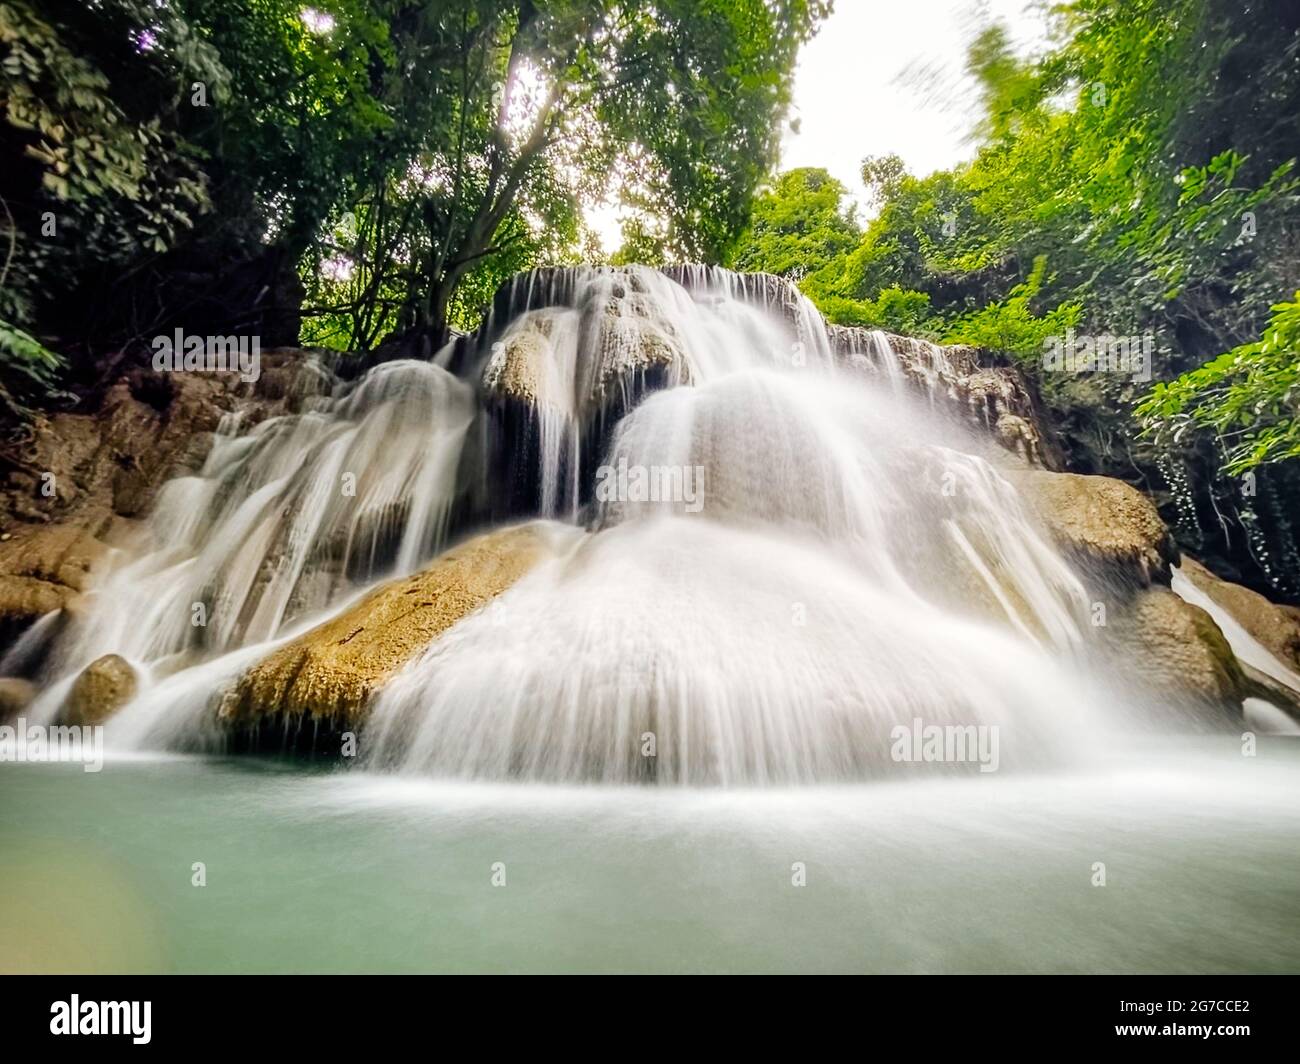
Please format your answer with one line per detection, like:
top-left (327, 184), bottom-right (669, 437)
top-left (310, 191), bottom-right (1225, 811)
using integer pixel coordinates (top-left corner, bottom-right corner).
top-left (31, 265), bottom-right (1142, 782)
top-left (29, 359), bottom-right (475, 724)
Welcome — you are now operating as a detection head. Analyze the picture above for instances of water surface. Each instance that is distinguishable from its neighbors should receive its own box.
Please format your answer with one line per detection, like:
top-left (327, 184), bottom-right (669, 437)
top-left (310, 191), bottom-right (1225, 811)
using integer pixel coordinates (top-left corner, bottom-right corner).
top-left (3, 737), bottom-right (1297, 973)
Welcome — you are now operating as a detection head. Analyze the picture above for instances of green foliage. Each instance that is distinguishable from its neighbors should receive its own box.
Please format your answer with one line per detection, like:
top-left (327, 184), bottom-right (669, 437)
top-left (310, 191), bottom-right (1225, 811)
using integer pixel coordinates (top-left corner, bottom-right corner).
top-left (294, 0), bottom-right (829, 348)
top-left (1138, 293), bottom-right (1300, 474)
top-left (943, 257), bottom-right (1082, 358)
top-left (816, 287), bottom-right (935, 335)
top-left (602, 0), bottom-right (831, 265)
top-left (762, 0), bottom-right (1300, 495)
top-left (0, 0), bottom-right (220, 324)
top-left (731, 168), bottom-right (858, 279)
top-left (3, 0), bottom-right (830, 379)
top-left (172, 0), bottom-right (395, 253)
top-left (859, 153), bottom-right (904, 210)
top-left (0, 316), bottom-right (60, 382)
top-left (729, 163), bottom-right (941, 334)
top-left (0, 316), bottom-right (64, 419)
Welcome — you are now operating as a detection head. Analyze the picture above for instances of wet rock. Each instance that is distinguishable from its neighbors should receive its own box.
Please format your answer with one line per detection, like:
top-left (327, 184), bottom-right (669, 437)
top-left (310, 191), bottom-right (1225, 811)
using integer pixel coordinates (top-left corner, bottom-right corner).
top-left (1180, 556), bottom-right (1300, 673)
top-left (1118, 589), bottom-right (1247, 713)
top-left (482, 293), bottom-right (690, 419)
top-left (1014, 470), bottom-right (1177, 587)
top-left (0, 350), bottom-right (330, 653)
top-left (220, 524), bottom-right (553, 728)
top-left (482, 315), bottom-right (561, 409)
top-left (63, 654), bottom-right (138, 726)
top-left (0, 525), bottom-right (107, 638)
top-left (827, 327), bottom-right (1060, 468)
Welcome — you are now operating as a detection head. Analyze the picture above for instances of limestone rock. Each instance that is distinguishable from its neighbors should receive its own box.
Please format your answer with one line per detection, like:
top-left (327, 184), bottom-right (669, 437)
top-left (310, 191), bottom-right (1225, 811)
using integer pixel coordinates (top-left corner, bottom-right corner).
top-left (1121, 589), bottom-right (1246, 711)
top-left (1015, 470), bottom-right (1176, 586)
top-left (0, 350), bottom-right (329, 657)
top-left (585, 300), bottom-right (688, 409)
top-left (220, 524), bottom-right (552, 727)
top-left (826, 327), bottom-right (1059, 468)
top-left (1180, 557), bottom-right (1300, 673)
top-left (0, 677), bottom-right (35, 721)
top-left (482, 295), bottom-right (690, 419)
top-left (64, 654), bottom-right (138, 726)
top-left (0, 525), bottom-right (107, 635)
top-left (482, 316), bottom-right (560, 409)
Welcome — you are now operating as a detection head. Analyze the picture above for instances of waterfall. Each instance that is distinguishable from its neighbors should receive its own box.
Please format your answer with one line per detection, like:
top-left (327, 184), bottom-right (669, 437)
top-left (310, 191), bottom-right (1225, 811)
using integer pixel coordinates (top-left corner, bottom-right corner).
top-left (32, 265), bottom-right (1123, 781)
top-left (29, 358), bottom-right (474, 724)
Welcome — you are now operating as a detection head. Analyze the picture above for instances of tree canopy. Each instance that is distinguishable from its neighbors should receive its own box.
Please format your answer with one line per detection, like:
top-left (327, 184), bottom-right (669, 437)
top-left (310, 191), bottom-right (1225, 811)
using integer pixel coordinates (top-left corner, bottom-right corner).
top-left (1, 0), bottom-right (829, 398)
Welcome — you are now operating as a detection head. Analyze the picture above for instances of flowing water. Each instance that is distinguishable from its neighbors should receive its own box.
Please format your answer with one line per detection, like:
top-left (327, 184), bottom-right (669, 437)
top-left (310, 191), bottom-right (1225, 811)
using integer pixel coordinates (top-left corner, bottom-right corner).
top-left (27, 266), bottom-right (1115, 773)
top-left (3, 265), bottom-right (1298, 971)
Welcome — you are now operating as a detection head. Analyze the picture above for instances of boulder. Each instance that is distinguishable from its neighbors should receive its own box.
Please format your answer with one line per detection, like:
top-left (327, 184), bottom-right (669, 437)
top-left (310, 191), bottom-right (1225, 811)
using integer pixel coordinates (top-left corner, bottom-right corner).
top-left (993, 413), bottom-right (1044, 466)
top-left (220, 524), bottom-right (552, 728)
top-left (1179, 557), bottom-right (1300, 673)
top-left (585, 300), bottom-right (688, 409)
top-left (1119, 589), bottom-right (1247, 711)
top-left (0, 523), bottom-right (106, 592)
top-left (482, 296), bottom-right (690, 418)
top-left (1014, 470), bottom-right (1177, 586)
top-left (0, 574), bottom-right (72, 629)
top-left (63, 654), bottom-right (138, 726)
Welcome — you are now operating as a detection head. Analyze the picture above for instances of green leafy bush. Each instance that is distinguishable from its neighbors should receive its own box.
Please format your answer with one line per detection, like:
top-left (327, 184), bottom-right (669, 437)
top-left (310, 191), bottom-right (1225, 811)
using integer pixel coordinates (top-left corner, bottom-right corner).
top-left (1138, 292), bottom-right (1300, 474)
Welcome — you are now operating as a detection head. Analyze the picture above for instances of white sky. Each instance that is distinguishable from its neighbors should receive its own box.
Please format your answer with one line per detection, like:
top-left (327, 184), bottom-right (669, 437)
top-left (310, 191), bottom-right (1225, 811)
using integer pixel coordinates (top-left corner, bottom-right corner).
top-left (588, 0), bottom-right (1050, 249)
top-left (780, 0), bottom-right (1051, 213)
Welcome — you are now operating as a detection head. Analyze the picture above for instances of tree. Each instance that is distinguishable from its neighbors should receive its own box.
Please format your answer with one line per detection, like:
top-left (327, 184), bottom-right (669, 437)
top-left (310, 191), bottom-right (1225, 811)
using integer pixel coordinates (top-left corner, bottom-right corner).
top-left (731, 167), bottom-right (859, 279)
top-left (2, 0), bottom-right (829, 387)
top-left (0, 0), bottom-right (224, 331)
top-left (302, 0), bottom-right (830, 350)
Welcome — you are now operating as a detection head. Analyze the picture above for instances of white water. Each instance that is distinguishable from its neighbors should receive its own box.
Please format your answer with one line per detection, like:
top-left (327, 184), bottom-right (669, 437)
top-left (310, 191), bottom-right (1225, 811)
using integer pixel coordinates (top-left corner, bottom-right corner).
top-left (1171, 566), bottom-right (1300, 735)
top-left (29, 359), bottom-right (474, 724)
top-left (21, 265), bottom-right (1229, 782)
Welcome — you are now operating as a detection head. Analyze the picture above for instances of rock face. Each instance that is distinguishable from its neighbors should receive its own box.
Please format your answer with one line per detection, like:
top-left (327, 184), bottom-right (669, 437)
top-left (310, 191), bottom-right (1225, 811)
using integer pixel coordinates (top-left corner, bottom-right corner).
top-left (1179, 556), bottom-right (1300, 673)
top-left (220, 524), bottom-right (552, 729)
top-left (1014, 469), bottom-right (1177, 587)
top-left (0, 525), bottom-right (106, 642)
top-left (1115, 590), bottom-right (1248, 712)
top-left (826, 327), bottom-right (1063, 469)
top-left (0, 351), bottom-right (330, 645)
top-left (481, 280), bottom-right (690, 419)
top-left (63, 654), bottom-right (138, 726)
top-left (483, 316), bottom-right (561, 409)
